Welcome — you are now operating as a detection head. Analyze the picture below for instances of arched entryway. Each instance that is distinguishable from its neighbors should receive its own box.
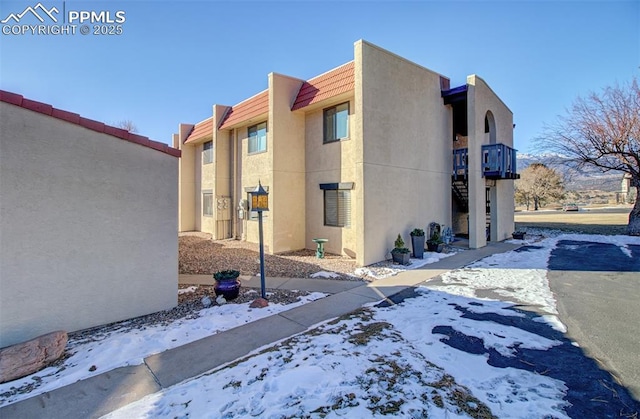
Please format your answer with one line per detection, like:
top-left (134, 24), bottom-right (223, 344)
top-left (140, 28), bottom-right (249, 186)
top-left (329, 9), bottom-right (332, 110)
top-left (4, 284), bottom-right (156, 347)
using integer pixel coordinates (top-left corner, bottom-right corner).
top-left (485, 111), bottom-right (497, 144)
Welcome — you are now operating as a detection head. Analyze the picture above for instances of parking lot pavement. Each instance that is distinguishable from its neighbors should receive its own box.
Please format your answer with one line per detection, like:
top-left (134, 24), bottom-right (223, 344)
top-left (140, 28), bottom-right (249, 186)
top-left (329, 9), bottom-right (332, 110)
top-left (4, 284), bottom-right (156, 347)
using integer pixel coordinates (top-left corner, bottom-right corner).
top-left (548, 240), bottom-right (640, 400)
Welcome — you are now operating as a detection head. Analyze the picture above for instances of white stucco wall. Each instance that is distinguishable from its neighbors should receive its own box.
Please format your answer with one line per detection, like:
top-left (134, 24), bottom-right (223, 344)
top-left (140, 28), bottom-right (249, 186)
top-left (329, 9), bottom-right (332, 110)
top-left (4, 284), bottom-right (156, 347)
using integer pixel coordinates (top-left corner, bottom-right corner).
top-left (0, 102), bottom-right (178, 348)
top-left (357, 40), bottom-right (452, 266)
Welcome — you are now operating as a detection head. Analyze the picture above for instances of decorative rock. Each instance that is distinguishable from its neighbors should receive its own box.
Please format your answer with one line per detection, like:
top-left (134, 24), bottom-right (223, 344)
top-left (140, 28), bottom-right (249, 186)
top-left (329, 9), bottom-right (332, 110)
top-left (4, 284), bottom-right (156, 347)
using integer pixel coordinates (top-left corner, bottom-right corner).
top-left (216, 295), bottom-right (227, 305)
top-left (250, 298), bottom-right (269, 308)
top-left (201, 295), bottom-right (212, 308)
top-left (0, 330), bottom-right (68, 383)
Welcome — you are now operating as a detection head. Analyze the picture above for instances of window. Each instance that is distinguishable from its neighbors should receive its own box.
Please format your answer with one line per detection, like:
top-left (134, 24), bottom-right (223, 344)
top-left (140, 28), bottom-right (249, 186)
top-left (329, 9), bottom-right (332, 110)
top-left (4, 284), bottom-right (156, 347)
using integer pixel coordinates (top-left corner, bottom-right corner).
top-left (203, 192), bottom-right (213, 217)
top-left (323, 102), bottom-right (349, 143)
top-left (321, 183), bottom-right (353, 227)
top-left (203, 141), bottom-right (213, 164)
top-left (248, 122), bottom-right (267, 154)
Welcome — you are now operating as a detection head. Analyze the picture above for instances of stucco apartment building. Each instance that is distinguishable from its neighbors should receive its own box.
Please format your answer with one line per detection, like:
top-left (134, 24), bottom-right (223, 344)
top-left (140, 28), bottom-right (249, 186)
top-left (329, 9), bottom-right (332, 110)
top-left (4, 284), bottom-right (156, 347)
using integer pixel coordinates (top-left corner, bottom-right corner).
top-left (174, 40), bottom-right (517, 267)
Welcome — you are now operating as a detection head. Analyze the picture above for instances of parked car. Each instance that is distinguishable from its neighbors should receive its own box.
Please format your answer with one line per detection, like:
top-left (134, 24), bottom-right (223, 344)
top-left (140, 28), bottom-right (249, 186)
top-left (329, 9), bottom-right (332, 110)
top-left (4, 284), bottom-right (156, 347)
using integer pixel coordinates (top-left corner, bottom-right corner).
top-left (562, 203), bottom-right (579, 211)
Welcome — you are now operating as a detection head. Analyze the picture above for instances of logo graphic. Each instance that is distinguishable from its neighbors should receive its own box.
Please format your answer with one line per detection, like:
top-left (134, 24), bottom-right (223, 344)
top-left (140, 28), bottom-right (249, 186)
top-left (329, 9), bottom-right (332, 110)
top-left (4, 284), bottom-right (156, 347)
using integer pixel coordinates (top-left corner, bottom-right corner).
top-left (2, 2), bottom-right (126, 36)
top-left (1, 2), bottom-right (59, 24)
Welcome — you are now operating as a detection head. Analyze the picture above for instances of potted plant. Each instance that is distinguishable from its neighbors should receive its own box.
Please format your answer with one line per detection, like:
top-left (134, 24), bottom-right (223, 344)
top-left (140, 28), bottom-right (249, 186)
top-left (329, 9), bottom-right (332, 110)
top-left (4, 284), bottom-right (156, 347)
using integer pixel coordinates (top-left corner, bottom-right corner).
top-left (410, 228), bottom-right (425, 259)
top-left (512, 231), bottom-right (526, 240)
top-left (427, 230), bottom-right (444, 253)
top-left (391, 234), bottom-right (411, 265)
top-left (213, 270), bottom-right (241, 300)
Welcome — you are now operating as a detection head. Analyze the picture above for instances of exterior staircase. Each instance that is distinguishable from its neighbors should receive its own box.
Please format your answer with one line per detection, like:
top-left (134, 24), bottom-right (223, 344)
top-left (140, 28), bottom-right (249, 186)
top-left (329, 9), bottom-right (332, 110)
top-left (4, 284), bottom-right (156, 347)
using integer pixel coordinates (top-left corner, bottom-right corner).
top-left (452, 178), bottom-right (469, 212)
top-left (451, 143), bottom-right (519, 213)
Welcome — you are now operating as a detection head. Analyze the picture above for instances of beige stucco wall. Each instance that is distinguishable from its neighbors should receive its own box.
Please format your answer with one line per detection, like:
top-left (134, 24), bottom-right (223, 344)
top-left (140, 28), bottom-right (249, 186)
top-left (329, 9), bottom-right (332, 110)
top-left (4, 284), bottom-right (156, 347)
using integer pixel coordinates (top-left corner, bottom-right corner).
top-left (177, 124), bottom-right (196, 232)
top-left (304, 94), bottom-right (358, 258)
top-left (200, 138), bottom-right (215, 235)
top-left (0, 103), bottom-right (178, 348)
top-left (356, 40), bottom-right (452, 266)
top-left (212, 105), bottom-right (232, 240)
top-left (235, 114), bottom-right (272, 250)
top-left (270, 73), bottom-right (306, 253)
top-left (467, 75), bottom-right (514, 247)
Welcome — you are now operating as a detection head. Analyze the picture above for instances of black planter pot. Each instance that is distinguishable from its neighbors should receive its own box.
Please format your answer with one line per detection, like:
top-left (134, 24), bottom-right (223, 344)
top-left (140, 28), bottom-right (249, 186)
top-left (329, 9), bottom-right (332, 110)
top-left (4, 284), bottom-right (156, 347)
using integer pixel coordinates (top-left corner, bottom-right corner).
top-left (512, 232), bottom-right (526, 240)
top-left (213, 270), bottom-right (241, 300)
top-left (427, 242), bottom-right (443, 253)
top-left (411, 235), bottom-right (425, 259)
top-left (391, 250), bottom-right (411, 265)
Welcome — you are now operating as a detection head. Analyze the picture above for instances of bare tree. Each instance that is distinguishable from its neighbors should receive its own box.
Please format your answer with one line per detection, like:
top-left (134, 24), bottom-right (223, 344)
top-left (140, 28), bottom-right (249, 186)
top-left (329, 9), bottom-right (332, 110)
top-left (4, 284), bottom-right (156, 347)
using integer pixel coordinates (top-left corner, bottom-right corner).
top-left (116, 119), bottom-right (138, 133)
top-left (515, 163), bottom-right (564, 210)
top-left (537, 77), bottom-right (639, 234)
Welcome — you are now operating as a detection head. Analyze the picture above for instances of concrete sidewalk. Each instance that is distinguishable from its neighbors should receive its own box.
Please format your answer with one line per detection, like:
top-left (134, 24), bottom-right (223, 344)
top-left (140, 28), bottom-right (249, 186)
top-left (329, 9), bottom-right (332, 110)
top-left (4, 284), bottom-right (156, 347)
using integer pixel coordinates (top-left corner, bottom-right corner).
top-left (0, 242), bottom-right (519, 419)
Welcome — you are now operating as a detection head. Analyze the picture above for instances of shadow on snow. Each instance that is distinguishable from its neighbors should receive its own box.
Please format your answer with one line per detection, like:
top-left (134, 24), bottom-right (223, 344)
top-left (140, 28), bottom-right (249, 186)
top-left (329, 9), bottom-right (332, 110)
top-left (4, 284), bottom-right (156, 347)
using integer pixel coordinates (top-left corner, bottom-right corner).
top-left (378, 289), bottom-right (640, 418)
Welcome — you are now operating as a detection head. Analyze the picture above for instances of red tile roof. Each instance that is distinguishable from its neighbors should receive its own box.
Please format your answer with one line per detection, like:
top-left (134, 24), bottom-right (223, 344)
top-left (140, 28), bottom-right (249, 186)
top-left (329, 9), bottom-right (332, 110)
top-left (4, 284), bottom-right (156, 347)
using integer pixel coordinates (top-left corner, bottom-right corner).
top-left (218, 90), bottom-right (269, 130)
top-left (291, 61), bottom-right (355, 111)
top-left (0, 90), bottom-right (180, 158)
top-left (184, 117), bottom-right (213, 144)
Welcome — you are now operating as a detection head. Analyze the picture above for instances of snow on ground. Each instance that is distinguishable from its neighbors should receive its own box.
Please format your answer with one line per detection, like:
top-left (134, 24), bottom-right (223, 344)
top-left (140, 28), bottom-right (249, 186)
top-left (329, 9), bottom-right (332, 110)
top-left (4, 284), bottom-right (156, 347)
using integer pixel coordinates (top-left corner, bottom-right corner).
top-left (432, 235), bottom-right (562, 331)
top-left (310, 271), bottom-right (340, 278)
top-left (102, 287), bottom-right (570, 419)
top-left (0, 292), bottom-right (326, 406)
top-left (177, 286), bottom-right (198, 295)
top-left (6, 232), bottom-right (640, 417)
top-left (101, 234), bottom-right (593, 419)
top-left (354, 251), bottom-right (454, 279)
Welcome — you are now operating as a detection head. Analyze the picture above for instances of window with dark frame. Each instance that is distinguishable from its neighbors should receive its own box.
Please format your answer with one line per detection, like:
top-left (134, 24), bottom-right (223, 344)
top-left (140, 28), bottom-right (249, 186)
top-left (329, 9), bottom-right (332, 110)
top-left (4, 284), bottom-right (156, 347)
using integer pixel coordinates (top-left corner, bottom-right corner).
top-left (321, 183), bottom-right (353, 227)
top-left (248, 122), bottom-right (267, 154)
top-left (323, 102), bottom-right (349, 143)
top-left (203, 192), bottom-right (213, 216)
top-left (203, 141), bottom-right (213, 164)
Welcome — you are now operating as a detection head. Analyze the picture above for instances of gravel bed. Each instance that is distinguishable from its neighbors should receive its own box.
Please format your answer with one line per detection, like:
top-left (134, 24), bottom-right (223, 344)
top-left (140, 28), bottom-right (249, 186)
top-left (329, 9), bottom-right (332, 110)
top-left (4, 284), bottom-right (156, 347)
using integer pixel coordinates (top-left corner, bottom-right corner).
top-left (69, 285), bottom-right (310, 344)
top-left (69, 233), bottom-right (442, 345)
top-left (69, 233), bottom-right (365, 350)
top-left (179, 234), bottom-right (363, 280)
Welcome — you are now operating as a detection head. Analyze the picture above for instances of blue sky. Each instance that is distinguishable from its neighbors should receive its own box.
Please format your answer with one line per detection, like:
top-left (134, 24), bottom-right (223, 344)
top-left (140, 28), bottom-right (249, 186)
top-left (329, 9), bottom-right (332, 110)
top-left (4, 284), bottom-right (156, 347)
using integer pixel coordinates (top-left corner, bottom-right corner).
top-left (1, 1), bottom-right (638, 153)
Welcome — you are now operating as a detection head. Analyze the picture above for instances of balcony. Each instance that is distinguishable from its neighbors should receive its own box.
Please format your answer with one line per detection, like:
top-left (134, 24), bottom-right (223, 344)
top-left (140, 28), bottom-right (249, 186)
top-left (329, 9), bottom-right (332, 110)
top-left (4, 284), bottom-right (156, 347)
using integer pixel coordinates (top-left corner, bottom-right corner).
top-left (452, 143), bottom-right (519, 180)
top-left (481, 143), bottom-right (518, 179)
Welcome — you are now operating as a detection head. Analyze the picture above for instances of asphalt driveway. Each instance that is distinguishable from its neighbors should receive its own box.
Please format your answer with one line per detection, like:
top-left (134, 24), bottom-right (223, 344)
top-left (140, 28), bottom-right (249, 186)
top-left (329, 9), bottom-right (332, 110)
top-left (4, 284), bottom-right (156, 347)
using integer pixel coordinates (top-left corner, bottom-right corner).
top-left (548, 240), bottom-right (640, 400)
top-left (417, 238), bottom-right (640, 417)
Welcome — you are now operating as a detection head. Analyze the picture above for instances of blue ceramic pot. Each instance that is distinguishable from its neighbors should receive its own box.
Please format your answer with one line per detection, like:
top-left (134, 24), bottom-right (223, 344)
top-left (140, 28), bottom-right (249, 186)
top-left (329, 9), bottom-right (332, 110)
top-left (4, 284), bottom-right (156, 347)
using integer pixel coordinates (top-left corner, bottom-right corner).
top-left (213, 271), bottom-right (241, 300)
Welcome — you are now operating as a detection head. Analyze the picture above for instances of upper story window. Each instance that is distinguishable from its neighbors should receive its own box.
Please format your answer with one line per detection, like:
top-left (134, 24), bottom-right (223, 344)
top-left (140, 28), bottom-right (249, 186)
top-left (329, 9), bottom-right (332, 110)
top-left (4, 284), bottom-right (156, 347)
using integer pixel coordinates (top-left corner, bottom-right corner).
top-left (203, 141), bottom-right (213, 164)
top-left (248, 122), bottom-right (267, 154)
top-left (323, 102), bottom-right (349, 143)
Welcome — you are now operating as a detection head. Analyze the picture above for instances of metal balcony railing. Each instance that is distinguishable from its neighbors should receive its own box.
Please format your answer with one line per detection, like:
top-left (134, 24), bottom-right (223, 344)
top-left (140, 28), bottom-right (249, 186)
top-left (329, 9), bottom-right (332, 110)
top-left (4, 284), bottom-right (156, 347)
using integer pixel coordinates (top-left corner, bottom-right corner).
top-left (481, 143), bottom-right (518, 179)
top-left (452, 148), bottom-right (468, 180)
top-left (452, 144), bottom-right (519, 180)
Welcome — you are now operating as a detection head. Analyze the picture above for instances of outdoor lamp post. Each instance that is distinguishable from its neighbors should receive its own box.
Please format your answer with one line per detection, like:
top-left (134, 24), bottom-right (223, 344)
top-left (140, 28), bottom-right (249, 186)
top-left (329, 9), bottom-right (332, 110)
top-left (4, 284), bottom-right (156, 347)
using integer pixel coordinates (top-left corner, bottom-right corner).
top-left (250, 181), bottom-right (269, 299)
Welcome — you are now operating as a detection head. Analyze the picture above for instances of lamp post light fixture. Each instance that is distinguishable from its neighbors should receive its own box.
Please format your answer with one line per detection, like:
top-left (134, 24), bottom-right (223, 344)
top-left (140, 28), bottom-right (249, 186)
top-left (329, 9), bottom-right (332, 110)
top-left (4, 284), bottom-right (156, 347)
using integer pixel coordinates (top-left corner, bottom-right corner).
top-left (249, 181), bottom-right (269, 299)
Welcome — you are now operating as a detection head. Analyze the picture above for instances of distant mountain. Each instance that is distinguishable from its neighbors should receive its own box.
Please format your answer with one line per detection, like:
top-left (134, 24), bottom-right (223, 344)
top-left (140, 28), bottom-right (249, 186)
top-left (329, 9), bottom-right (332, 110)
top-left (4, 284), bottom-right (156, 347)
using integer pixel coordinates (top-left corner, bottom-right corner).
top-left (516, 153), bottom-right (624, 192)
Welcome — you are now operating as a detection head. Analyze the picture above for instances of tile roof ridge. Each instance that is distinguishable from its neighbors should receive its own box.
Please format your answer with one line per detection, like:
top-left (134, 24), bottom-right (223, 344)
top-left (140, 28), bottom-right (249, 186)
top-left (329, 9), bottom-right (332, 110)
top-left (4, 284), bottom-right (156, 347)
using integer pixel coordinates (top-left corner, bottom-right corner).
top-left (231, 88), bottom-right (269, 108)
top-left (194, 116), bottom-right (213, 125)
top-left (0, 90), bottom-right (180, 158)
top-left (305, 61), bottom-right (354, 83)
